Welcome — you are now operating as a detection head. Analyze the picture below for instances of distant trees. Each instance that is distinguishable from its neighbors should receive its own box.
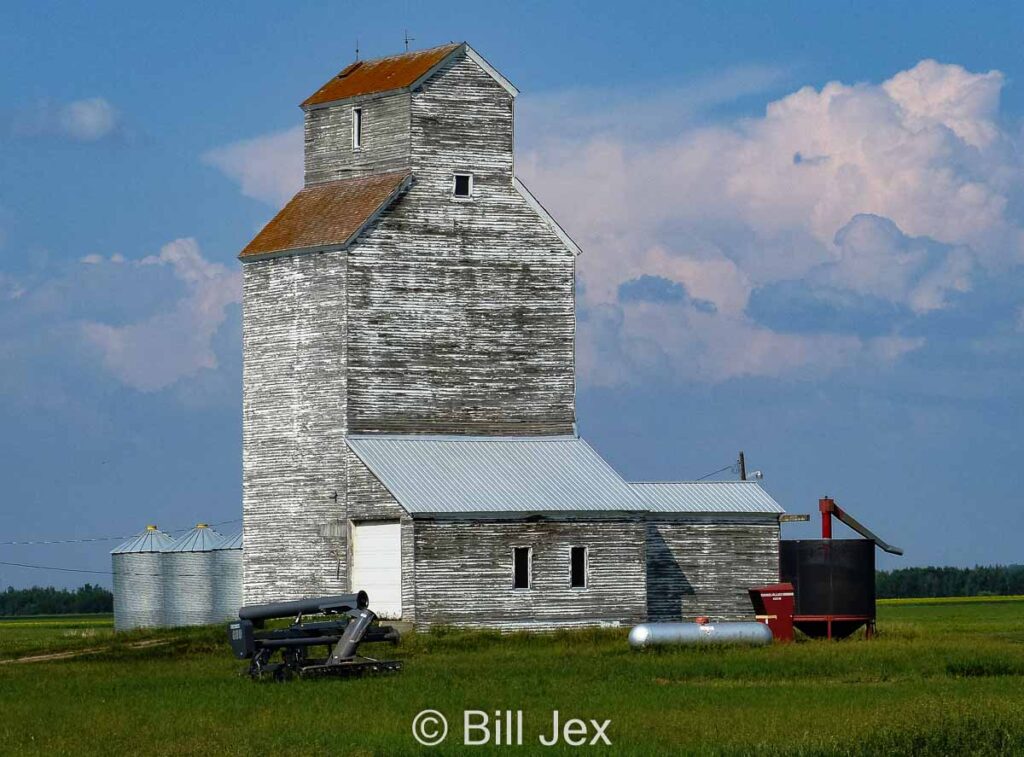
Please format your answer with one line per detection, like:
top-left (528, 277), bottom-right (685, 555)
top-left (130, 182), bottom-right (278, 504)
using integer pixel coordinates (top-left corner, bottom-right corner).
top-left (1, 570), bottom-right (1022, 614)
top-left (876, 565), bottom-right (1024, 599)
top-left (0, 584), bottom-right (113, 616)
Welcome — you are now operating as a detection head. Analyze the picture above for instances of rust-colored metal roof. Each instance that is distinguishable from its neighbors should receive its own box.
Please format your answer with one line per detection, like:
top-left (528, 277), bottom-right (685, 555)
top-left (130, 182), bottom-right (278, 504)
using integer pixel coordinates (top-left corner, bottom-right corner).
top-left (302, 44), bottom-right (461, 108)
top-left (239, 170), bottom-right (411, 260)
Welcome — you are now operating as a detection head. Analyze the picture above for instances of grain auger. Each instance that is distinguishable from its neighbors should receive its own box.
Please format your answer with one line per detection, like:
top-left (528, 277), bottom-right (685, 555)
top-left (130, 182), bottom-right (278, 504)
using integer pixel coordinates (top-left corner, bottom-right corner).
top-left (227, 592), bottom-right (401, 680)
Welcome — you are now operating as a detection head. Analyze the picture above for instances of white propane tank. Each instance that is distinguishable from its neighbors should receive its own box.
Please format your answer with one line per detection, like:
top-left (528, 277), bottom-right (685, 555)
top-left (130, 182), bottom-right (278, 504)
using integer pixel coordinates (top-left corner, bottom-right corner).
top-left (629, 621), bottom-right (773, 648)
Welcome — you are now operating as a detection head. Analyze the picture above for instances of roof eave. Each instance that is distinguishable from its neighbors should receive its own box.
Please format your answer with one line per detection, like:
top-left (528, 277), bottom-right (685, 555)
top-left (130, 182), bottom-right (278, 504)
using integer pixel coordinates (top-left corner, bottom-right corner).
top-left (513, 177), bottom-right (582, 255)
top-left (629, 481), bottom-right (786, 515)
top-left (464, 45), bottom-right (519, 98)
top-left (237, 243), bottom-right (344, 263)
top-left (645, 509), bottom-right (786, 517)
top-left (405, 43), bottom-right (518, 99)
top-left (409, 509), bottom-right (647, 519)
top-left (238, 173), bottom-right (413, 263)
top-left (301, 85), bottom-right (411, 112)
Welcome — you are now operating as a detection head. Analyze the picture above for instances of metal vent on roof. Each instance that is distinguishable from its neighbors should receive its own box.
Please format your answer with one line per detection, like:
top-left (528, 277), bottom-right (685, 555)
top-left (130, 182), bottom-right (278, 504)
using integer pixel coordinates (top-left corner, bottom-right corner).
top-left (337, 61), bottom-right (362, 78)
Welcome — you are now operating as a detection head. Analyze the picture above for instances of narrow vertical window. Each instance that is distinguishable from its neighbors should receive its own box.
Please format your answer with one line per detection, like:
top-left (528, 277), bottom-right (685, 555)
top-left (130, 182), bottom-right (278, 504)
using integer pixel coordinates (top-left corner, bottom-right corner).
top-left (513, 547), bottom-right (531, 589)
top-left (453, 173), bottom-right (473, 198)
top-left (352, 107), bottom-right (362, 149)
top-left (570, 546), bottom-right (587, 588)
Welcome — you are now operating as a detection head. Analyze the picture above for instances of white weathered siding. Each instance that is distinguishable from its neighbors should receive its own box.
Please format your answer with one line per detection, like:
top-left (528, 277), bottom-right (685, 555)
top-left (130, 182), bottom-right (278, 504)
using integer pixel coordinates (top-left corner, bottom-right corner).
top-left (346, 54), bottom-right (576, 435)
top-left (645, 515), bottom-right (780, 621)
top-left (242, 253), bottom-right (349, 603)
top-left (411, 517), bottom-right (647, 630)
top-left (305, 90), bottom-right (412, 185)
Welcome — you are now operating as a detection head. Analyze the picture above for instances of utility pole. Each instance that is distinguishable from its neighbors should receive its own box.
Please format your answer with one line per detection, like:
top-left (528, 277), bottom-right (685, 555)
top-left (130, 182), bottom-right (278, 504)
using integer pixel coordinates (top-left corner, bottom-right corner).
top-left (738, 451), bottom-right (747, 481)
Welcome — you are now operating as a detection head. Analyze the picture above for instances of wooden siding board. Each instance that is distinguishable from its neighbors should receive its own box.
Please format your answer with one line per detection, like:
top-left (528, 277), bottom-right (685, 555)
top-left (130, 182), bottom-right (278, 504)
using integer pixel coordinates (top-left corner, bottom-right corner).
top-left (412, 518), bottom-right (647, 630)
top-left (242, 253), bottom-right (349, 603)
top-left (645, 516), bottom-right (780, 622)
top-left (305, 91), bottom-right (412, 185)
top-left (346, 54), bottom-right (576, 435)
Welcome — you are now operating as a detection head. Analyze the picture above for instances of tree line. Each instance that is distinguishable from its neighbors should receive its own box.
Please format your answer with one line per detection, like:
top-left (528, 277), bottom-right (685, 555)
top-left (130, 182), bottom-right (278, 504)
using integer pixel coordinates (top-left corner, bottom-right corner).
top-left (2, 567), bottom-right (1023, 615)
top-left (876, 565), bottom-right (1024, 599)
top-left (0, 584), bottom-right (113, 616)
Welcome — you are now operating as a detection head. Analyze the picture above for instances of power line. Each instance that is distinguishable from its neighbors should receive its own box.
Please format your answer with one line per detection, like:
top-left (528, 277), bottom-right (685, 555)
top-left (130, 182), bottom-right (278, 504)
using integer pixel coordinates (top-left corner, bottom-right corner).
top-left (0, 560), bottom-right (111, 575)
top-left (0, 518), bottom-right (242, 546)
top-left (2, 535), bottom-right (144, 547)
top-left (695, 463), bottom-right (736, 481)
top-left (0, 559), bottom-right (241, 578)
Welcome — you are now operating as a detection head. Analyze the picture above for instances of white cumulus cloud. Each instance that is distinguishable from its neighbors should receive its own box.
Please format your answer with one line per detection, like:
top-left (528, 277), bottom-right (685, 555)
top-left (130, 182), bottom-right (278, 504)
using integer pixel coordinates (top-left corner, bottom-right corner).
top-left (80, 238), bottom-right (241, 391)
top-left (13, 97), bottom-right (121, 142)
top-left (202, 125), bottom-right (303, 206)
top-left (518, 59), bottom-right (1024, 384)
top-left (200, 59), bottom-right (1023, 386)
top-left (59, 97), bottom-right (119, 141)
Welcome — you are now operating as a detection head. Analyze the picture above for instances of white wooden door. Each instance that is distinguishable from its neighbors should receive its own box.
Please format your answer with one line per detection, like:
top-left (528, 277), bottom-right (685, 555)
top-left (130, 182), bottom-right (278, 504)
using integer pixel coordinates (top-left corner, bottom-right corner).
top-left (350, 520), bottom-right (402, 619)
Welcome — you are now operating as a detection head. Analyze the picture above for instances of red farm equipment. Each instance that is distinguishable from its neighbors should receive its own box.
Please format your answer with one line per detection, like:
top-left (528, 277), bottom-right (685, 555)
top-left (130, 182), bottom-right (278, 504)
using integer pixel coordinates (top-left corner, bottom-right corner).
top-left (751, 498), bottom-right (903, 640)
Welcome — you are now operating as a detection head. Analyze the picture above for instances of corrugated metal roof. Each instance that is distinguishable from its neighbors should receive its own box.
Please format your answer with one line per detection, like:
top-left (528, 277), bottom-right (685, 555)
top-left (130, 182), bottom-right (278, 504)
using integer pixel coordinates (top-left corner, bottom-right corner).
top-left (219, 531), bottom-right (243, 550)
top-left (347, 435), bottom-right (646, 514)
top-left (166, 524), bottom-right (225, 553)
top-left (630, 482), bottom-right (785, 514)
top-left (239, 170), bottom-right (411, 260)
top-left (111, 525), bottom-right (176, 555)
top-left (302, 44), bottom-right (460, 108)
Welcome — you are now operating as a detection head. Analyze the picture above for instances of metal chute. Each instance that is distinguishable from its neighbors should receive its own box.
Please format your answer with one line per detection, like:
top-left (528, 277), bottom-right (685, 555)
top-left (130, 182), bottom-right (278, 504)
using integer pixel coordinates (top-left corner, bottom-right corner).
top-left (819, 497), bottom-right (903, 555)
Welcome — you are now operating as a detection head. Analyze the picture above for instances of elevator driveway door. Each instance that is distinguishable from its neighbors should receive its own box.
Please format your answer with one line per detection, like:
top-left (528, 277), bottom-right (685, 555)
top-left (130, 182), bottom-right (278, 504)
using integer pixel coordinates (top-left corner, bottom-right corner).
top-left (350, 520), bottom-right (402, 619)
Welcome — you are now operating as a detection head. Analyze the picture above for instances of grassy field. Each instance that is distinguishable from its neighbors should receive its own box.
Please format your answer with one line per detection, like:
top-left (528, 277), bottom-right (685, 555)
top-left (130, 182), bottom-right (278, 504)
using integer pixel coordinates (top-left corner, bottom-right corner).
top-left (879, 594), bottom-right (1024, 605)
top-left (1, 600), bottom-right (1023, 756)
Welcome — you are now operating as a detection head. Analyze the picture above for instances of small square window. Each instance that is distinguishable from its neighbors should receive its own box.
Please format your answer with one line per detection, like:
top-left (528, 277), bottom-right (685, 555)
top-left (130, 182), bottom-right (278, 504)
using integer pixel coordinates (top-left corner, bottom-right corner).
top-left (513, 546), bottom-right (531, 589)
top-left (453, 173), bottom-right (473, 198)
top-left (570, 546), bottom-right (587, 588)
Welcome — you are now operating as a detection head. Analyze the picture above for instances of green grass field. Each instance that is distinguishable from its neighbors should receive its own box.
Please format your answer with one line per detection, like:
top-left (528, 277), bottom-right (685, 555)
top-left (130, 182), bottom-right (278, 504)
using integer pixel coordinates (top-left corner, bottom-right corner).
top-left (2, 599), bottom-right (1023, 755)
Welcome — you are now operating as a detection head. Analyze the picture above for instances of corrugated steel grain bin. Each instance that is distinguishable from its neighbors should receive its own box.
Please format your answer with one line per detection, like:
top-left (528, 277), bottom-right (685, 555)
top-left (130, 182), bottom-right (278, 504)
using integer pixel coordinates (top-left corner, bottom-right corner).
top-left (111, 525), bottom-right (175, 631)
top-left (213, 531), bottom-right (243, 622)
top-left (162, 524), bottom-right (224, 627)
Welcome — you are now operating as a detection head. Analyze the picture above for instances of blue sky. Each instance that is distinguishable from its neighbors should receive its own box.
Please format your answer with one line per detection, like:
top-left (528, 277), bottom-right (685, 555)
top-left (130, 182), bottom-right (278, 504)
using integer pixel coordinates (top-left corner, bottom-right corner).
top-left (2, 1), bottom-right (1023, 586)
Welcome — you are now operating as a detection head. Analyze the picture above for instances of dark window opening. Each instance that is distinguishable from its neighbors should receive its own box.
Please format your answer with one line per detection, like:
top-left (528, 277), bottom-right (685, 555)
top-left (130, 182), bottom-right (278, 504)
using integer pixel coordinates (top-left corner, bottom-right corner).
top-left (453, 173), bottom-right (472, 197)
top-left (352, 107), bottom-right (362, 149)
top-left (513, 547), bottom-right (531, 589)
top-left (570, 546), bottom-right (587, 588)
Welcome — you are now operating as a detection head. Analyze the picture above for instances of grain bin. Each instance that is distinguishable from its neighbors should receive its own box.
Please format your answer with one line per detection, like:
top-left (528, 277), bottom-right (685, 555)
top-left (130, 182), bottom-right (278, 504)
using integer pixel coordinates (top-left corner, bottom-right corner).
top-left (162, 524), bottom-right (224, 627)
top-left (780, 539), bottom-right (876, 639)
top-left (111, 525), bottom-right (175, 631)
top-left (777, 497), bottom-right (902, 639)
top-left (213, 531), bottom-right (243, 622)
